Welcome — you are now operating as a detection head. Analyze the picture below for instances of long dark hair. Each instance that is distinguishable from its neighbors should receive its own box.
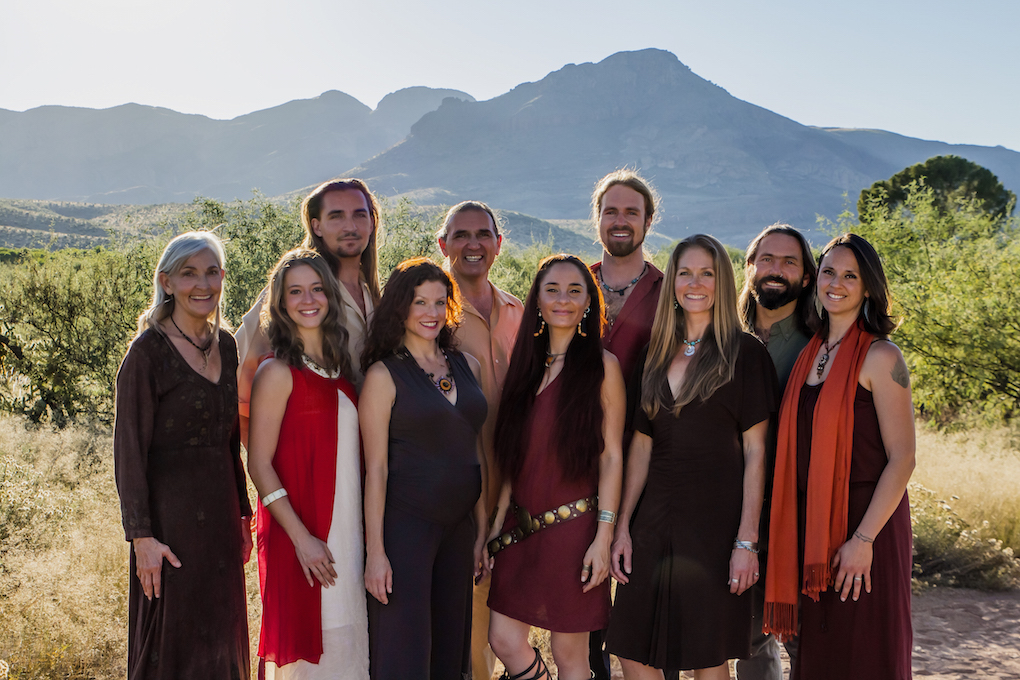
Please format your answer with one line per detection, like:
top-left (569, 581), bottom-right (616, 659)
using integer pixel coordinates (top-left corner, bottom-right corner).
top-left (494, 254), bottom-right (607, 484)
top-left (300, 178), bottom-right (381, 304)
top-left (262, 248), bottom-right (353, 378)
top-left (737, 223), bottom-right (819, 336)
top-left (816, 233), bottom-right (898, 338)
top-left (361, 257), bottom-right (462, 371)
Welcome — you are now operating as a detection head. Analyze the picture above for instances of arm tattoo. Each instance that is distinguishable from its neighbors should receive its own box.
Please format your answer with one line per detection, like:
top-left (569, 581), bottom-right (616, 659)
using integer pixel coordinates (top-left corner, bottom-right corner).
top-left (891, 356), bottom-right (910, 389)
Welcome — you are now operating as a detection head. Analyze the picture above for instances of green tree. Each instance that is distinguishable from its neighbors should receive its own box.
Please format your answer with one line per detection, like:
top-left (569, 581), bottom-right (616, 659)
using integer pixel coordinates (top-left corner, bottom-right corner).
top-left (858, 155), bottom-right (1015, 223)
top-left (844, 183), bottom-right (1020, 423)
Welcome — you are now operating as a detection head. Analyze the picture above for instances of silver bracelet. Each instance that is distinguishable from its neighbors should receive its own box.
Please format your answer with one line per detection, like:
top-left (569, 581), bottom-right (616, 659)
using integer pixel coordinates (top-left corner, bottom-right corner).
top-left (733, 540), bottom-right (760, 554)
top-left (597, 510), bottom-right (617, 525)
top-left (261, 488), bottom-right (288, 507)
top-left (853, 530), bottom-right (874, 544)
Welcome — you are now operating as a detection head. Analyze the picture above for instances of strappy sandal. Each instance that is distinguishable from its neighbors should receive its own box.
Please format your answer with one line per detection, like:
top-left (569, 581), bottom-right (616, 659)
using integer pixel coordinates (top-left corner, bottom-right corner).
top-left (500, 646), bottom-right (550, 680)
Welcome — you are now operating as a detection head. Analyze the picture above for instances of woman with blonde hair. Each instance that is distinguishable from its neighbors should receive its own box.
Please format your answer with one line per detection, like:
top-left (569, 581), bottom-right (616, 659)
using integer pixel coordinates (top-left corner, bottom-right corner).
top-left (114, 230), bottom-right (251, 680)
top-left (248, 248), bottom-right (368, 679)
top-left (606, 234), bottom-right (778, 679)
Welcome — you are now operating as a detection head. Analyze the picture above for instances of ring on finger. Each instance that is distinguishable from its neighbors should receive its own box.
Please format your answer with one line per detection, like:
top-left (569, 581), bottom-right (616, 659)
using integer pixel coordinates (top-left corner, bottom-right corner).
top-left (731, 578), bottom-right (739, 583)
top-left (853, 576), bottom-right (863, 581)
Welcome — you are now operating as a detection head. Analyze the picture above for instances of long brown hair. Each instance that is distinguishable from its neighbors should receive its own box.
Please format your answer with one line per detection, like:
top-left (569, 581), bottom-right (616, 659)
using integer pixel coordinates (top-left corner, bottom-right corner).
top-left (494, 254), bottom-right (607, 484)
top-left (361, 257), bottom-right (462, 371)
top-left (262, 248), bottom-right (353, 378)
top-left (816, 233), bottom-right (898, 338)
top-left (300, 178), bottom-right (381, 303)
top-left (737, 223), bottom-right (819, 336)
top-left (641, 234), bottom-right (742, 418)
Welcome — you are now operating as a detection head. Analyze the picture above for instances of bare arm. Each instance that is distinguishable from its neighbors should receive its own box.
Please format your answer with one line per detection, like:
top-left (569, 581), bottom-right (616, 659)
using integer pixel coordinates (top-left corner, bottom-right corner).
top-left (582, 351), bottom-right (626, 592)
top-left (235, 292), bottom-right (270, 449)
top-left (832, 341), bottom-right (916, 602)
top-left (729, 418), bottom-right (768, 595)
top-left (248, 359), bottom-right (338, 587)
top-left (610, 431), bottom-right (652, 583)
top-left (360, 362), bottom-right (396, 604)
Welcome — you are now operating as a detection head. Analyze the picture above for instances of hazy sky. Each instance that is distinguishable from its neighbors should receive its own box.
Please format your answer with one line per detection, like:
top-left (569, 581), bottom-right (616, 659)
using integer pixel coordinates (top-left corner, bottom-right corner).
top-left (2, 0), bottom-right (1017, 151)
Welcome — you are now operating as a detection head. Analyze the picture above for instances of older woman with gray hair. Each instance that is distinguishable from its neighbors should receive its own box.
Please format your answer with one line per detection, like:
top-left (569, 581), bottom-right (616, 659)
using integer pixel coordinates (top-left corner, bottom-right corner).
top-left (114, 231), bottom-right (251, 680)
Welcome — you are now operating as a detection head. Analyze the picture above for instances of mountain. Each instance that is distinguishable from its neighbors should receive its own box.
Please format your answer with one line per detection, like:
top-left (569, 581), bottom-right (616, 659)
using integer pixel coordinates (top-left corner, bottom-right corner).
top-left (2, 49), bottom-right (1019, 246)
top-left (0, 87), bottom-right (474, 204)
top-left (347, 49), bottom-right (1020, 244)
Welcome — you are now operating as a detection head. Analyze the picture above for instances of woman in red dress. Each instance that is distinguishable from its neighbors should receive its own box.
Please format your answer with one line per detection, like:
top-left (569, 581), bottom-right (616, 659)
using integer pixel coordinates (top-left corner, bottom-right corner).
top-left (486, 254), bottom-right (625, 680)
top-left (248, 248), bottom-right (369, 679)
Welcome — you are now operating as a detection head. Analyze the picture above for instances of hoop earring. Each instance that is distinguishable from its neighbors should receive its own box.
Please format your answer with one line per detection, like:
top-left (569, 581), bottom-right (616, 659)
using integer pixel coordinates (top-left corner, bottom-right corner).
top-left (534, 310), bottom-right (546, 338)
top-left (577, 307), bottom-right (590, 338)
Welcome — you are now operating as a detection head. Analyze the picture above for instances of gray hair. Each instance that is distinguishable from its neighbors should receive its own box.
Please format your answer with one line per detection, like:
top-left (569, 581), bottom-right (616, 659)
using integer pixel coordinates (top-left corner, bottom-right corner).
top-left (137, 231), bottom-right (227, 337)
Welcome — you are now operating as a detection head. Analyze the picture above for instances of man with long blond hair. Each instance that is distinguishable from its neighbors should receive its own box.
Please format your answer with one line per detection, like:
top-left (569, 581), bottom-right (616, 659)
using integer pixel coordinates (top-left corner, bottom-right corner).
top-left (235, 178), bottom-right (382, 445)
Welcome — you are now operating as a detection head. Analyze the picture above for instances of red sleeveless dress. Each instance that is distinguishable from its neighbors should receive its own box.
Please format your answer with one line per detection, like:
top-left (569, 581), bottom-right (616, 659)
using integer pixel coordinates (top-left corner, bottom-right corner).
top-left (487, 373), bottom-right (609, 632)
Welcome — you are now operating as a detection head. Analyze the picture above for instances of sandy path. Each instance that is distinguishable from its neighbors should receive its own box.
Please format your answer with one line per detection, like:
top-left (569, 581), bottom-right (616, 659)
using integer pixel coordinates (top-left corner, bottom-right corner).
top-left (601, 588), bottom-right (1020, 679)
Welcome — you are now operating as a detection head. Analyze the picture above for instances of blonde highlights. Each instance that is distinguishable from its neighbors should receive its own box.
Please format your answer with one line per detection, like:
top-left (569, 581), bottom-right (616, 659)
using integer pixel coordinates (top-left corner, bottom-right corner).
top-left (641, 234), bottom-right (742, 418)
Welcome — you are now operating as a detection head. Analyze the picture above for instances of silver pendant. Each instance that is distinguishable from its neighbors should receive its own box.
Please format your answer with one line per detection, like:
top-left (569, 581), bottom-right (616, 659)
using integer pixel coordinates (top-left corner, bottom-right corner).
top-left (684, 344), bottom-right (696, 357)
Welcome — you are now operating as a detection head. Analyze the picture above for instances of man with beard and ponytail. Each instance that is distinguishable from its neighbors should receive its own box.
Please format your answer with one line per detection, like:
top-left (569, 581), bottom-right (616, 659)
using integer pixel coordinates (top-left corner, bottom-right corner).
top-left (734, 222), bottom-right (818, 680)
top-left (589, 172), bottom-right (663, 680)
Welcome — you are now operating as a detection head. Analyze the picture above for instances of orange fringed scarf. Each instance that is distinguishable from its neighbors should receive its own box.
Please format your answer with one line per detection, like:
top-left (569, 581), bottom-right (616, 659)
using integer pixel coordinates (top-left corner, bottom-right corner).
top-left (763, 321), bottom-right (873, 639)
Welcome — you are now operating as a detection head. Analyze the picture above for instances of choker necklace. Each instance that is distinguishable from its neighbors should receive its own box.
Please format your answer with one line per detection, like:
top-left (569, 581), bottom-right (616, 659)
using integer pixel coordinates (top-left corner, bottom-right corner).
top-left (303, 354), bottom-right (340, 379)
top-left (599, 262), bottom-right (647, 297)
top-left (170, 314), bottom-right (212, 368)
top-left (682, 338), bottom-right (702, 357)
top-left (816, 335), bottom-right (845, 378)
top-left (545, 350), bottom-right (566, 367)
top-left (426, 353), bottom-right (455, 395)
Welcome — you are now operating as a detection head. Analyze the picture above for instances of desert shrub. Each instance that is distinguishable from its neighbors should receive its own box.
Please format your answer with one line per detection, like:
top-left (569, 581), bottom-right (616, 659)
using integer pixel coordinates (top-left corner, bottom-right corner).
top-left (911, 482), bottom-right (1020, 591)
top-left (0, 243), bottom-right (157, 425)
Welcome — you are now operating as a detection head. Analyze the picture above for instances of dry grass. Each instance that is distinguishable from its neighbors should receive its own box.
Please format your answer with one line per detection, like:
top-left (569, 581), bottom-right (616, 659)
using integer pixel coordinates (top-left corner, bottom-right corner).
top-left (0, 416), bottom-right (127, 679)
top-left (913, 421), bottom-right (1020, 552)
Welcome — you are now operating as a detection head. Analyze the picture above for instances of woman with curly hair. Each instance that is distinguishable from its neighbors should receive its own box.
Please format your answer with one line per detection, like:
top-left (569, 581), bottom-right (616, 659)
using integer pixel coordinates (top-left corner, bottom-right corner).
top-left (359, 257), bottom-right (489, 679)
top-left (247, 248), bottom-right (368, 679)
top-left (486, 254), bottom-right (625, 680)
top-left (606, 234), bottom-right (778, 679)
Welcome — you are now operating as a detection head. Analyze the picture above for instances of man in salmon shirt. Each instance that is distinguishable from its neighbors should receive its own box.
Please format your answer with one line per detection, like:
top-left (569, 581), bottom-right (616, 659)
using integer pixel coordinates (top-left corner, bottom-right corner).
top-left (438, 200), bottom-right (524, 680)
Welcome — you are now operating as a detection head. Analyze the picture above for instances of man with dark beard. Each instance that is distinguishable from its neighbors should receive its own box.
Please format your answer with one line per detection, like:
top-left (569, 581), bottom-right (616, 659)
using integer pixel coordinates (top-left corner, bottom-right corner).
top-left (734, 223), bottom-right (817, 680)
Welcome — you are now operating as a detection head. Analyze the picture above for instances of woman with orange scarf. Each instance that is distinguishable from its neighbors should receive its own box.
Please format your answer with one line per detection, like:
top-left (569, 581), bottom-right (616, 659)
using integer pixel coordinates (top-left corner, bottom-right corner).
top-left (764, 234), bottom-right (915, 679)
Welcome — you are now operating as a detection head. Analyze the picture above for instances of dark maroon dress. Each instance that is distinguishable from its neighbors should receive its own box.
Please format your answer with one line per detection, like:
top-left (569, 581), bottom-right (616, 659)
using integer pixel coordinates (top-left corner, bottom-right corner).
top-left (793, 383), bottom-right (913, 680)
top-left (606, 334), bottom-right (778, 670)
top-left (488, 373), bottom-right (610, 632)
top-left (114, 329), bottom-right (251, 680)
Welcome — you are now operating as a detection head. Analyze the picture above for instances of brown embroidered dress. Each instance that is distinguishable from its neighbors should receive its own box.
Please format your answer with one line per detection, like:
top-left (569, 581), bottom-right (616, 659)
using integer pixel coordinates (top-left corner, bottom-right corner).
top-left (114, 328), bottom-right (251, 680)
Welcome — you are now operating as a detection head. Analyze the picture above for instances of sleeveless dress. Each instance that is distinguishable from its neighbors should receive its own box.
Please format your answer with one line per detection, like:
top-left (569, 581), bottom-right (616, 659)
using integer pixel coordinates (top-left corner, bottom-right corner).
top-left (367, 349), bottom-right (486, 680)
top-left (606, 334), bottom-right (778, 670)
top-left (487, 372), bottom-right (609, 632)
top-left (114, 329), bottom-right (250, 680)
top-left (793, 383), bottom-right (913, 680)
top-left (257, 363), bottom-right (369, 679)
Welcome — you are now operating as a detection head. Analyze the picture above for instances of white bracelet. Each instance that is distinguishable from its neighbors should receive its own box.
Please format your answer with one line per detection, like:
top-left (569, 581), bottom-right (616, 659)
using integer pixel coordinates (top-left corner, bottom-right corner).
top-left (598, 510), bottom-right (617, 525)
top-left (261, 488), bottom-right (288, 506)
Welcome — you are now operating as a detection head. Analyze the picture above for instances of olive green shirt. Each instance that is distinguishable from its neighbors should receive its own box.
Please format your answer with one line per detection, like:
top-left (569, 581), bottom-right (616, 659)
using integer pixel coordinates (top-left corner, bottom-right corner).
top-left (761, 312), bottom-right (812, 393)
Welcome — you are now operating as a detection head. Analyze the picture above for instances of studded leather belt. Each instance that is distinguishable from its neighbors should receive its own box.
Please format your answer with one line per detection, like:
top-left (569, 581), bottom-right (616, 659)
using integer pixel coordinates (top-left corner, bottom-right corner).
top-left (487, 495), bottom-right (598, 558)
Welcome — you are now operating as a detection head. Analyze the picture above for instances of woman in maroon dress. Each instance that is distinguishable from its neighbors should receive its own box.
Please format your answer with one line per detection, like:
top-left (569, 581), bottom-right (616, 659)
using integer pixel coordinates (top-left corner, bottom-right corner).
top-left (486, 254), bottom-right (625, 680)
top-left (114, 231), bottom-right (251, 680)
top-left (764, 233), bottom-right (915, 680)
